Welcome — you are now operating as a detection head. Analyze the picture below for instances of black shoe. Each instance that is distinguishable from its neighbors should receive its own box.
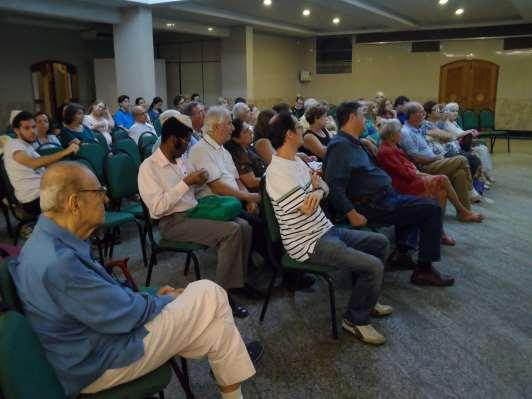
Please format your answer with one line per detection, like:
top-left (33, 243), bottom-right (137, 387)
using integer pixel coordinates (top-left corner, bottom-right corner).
top-left (228, 295), bottom-right (249, 318)
top-left (284, 272), bottom-right (316, 292)
top-left (386, 250), bottom-right (417, 271)
top-left (246, 341), bottom-right (264, 365)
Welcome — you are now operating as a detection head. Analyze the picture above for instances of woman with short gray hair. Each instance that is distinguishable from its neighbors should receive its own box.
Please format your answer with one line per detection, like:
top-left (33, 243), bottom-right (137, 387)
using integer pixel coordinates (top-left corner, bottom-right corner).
top-left (377, 119), bottom-right (483, 245)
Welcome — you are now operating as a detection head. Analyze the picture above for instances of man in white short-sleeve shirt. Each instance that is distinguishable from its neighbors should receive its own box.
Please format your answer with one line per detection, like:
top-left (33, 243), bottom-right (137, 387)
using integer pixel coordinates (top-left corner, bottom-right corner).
top-left (128, 106), bottom-right (156, 144)
top-left (3, 111), bottom-right (79, 215)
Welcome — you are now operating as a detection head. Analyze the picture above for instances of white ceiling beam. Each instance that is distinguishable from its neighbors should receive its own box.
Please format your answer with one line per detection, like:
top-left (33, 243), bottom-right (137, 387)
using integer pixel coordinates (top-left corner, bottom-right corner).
top-left (0, 0), bottom-right (121, 24)
top-left (335, 0), bottom-right (417, 28)
top-left (152, 18), bottom-right (230, 37)
top-left (510, 0), bottom-right (532, 21)
top-left (168, 3), bottom-right (317, 37)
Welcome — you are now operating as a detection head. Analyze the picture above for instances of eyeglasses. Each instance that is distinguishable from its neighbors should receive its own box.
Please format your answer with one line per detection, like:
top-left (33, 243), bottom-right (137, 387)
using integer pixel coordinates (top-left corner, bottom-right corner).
top-left (176, 137), bottom-right (191, 146)
top-left (78, 186), bottom-right (107, 195)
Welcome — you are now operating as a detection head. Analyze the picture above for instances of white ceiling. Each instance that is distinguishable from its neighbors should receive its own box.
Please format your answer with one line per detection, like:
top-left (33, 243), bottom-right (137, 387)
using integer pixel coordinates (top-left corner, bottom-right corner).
top-left (1, 0), bottom-right (531, 37)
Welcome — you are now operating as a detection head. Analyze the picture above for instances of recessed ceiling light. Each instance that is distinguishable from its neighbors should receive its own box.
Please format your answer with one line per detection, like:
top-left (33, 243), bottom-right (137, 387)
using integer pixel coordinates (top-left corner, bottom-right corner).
top-left (332, 17), bottom-right (340, 24)
top-left (263, 0), bottom-right (272, 6)
top-left (165, 22), bottom-right (175, 28)
top-left (302, 9), bottom-right (311, 17)
top-left (438, 0), bottom-right (448, 5)
top-left (455, 8), bottom-right (464, 15)
top-left (208, 27), bottom-right (213, 31)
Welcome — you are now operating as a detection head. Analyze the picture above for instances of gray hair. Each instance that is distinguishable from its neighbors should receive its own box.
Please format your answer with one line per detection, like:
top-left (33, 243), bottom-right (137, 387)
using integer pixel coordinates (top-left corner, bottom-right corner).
top-left (379, 119), bottom-right (402, 141)
top-left (232, 102), bottom-right (250, 120)
top-left (404, 101), bottom-right (422, 119)
top-left (443, 102), bottom-right (459, 113)
top-left (204, 106), bottom-right (231, 136)
top-left (40, 161), bottom-right (88, 212)
top-left (304, 98), bottom-right (319, 111)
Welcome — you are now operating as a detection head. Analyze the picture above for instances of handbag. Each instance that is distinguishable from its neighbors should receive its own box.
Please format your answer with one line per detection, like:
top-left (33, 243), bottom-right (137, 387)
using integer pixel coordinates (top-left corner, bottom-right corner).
top-left (187, 195), bottom-right (242, 221)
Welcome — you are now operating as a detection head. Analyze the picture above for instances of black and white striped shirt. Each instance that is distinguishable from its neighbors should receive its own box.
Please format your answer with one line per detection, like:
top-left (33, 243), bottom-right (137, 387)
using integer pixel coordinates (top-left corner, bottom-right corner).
top-left (266, 155), bottom-right (333, 262)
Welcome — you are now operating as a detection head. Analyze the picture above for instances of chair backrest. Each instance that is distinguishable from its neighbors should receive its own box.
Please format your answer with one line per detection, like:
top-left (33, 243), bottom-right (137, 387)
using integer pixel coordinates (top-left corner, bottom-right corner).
top-left (36, 144), bottom-right (63, 157)
top-left (479, 109), bottom-right (495, 130)
top-left (462, 110), bottom-right (479, 131)
top-left (0, 309), bottom-right (67, 399)
top-left (153, 117), bottom-right (161, 136)
top-left (114, 138), bottom-right (141, 168)
top-left (0, 259), bottom-right (23, 313)
top-left (74, 142), bottom-right (107, 183)
top-left (456, 114), bottom-right (464, 129)
top-left (259, 178), bottom-right (284, 262)
top-left (92, 130), bottom-right (111, 153)
top-left (111, 127), bottom-right (130, 143)
top-left (138, 132), bottom-right (157, 161)
top-left (104, 153), bottom-right (139, 200)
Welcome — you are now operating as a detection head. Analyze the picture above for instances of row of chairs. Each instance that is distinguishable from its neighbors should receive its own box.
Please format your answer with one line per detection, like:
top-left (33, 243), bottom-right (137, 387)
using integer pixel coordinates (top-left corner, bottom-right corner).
top-left (459, 109), bottom-right (510, 153)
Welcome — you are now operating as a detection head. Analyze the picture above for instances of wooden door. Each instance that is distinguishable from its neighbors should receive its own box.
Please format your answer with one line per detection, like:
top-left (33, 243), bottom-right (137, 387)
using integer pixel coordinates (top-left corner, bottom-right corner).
top-left (439, 60), bottom-right (499, 112)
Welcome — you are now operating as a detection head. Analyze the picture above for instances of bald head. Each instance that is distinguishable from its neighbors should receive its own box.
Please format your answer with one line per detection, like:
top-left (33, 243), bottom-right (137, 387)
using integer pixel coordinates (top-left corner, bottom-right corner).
top-left (133, 106), bottom-right (148, 123)
top-left (40, 162), bottom-right (96, 213)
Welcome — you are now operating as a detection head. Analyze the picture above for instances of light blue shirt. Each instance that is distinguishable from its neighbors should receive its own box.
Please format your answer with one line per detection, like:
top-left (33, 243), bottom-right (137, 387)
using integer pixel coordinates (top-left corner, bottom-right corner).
top-left (400, 121), bottom-right (437, 159)
top-left (9, 216), bottom-right (173, 396)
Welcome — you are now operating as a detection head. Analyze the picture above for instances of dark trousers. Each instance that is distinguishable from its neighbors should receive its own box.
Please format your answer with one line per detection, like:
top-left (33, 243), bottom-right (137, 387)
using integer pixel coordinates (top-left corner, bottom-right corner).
top-left (21, 198), bottom-right (41, 216)
top-left (355, 192), bottom-right (442, 263)
top-left (239, 211), bottom-right (268, 259)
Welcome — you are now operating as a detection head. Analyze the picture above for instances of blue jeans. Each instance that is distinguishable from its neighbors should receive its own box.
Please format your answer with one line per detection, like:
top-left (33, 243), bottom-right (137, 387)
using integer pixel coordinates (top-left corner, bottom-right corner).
top-left (308, 227), bottom-right (388, 325)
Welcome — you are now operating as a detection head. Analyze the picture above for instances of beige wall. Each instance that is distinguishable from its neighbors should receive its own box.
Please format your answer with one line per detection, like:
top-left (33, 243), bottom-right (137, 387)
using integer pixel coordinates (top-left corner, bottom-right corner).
top-left (252, 32), bottom-right (301, 109)
top-left (299, 38), bottom-right (532, 130)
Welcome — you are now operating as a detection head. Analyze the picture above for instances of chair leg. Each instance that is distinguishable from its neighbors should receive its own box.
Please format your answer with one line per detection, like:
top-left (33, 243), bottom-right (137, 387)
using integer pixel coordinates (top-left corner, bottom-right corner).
top-left (145, 251), bottom-right (156, 286)
top-left (158, 391), bottom-right (165, 399)
top-left (490, 136), bottom-right (496, 154)
top-left (134, 220), bottom-right (148, 269)
top-left (260, 268), bottom-right (278, 322)
top-left (169, 358), bottom-right (195, 399)
top-left (1, 205), bottom-right (13, 238)
top-left (323, 274), bottom-right (338, 340)
top-left (183, 251), bottom-right (192, 276)
top-left (191, 253), bottom-right (201, 280)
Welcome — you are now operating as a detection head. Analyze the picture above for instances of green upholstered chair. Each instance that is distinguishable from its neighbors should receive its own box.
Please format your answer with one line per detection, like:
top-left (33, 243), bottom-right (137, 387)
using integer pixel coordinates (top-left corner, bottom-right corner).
top-left (74, 142), bottom-right (107, 183)
top-left (114, 138), bottom-right (141, 168)
top-left (461, 109), bottom-right (479, 131)
top-left (138, 131), bottom-right (158, 161)
top-left (111, 127), bottom-right (130, 143)
top-left (92, 131), bottom-right (111, 154)
top-left (36, 143), bottom-right (64, 157)
top-left (258, 178), bottom-right (340, 339)
top-left (478, 109), bottom-right (510, 153)
top-left (140, 202), bottom-right (207, 287)
top-left (153, 117), bottom-right (162, 136)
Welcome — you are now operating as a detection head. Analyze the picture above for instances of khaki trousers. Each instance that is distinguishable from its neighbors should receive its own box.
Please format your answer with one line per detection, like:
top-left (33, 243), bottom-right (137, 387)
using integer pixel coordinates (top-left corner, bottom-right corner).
top-left (159, 213), bottom-right (252, 289)
top-left (419, 155), bottom-right (473, 209)
top-left (82, 280), bottom-right (256, 393)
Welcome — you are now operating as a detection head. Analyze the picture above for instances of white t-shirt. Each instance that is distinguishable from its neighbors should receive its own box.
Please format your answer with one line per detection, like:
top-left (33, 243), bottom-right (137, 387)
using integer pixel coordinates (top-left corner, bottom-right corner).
top-left (3, 139), bottom-right (44, 203)
top-left (83, 114), bottom-right (113, 146)
top-left (128, 122), bottom-right (156, 144)
top-left (266, 155), bottom-right (332, 262)
top-left (187, 134), bottom-right (239, 198)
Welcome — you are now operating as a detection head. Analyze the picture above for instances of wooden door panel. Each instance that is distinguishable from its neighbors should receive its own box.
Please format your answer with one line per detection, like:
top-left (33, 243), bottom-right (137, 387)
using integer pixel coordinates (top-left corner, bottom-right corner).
top-left (439, 61), bottom-right (470, 107)
top-left (470, 60), bottom-right (498, 112)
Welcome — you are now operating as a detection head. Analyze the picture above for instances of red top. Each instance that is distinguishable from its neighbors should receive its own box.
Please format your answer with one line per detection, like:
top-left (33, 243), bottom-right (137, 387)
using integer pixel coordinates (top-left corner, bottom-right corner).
top-left (376, 142), bottom-right (425, 195)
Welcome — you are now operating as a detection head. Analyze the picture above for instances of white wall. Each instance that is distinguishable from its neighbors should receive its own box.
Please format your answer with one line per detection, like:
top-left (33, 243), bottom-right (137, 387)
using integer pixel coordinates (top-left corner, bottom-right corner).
top-left (0, 23), bottom-right (113, 125)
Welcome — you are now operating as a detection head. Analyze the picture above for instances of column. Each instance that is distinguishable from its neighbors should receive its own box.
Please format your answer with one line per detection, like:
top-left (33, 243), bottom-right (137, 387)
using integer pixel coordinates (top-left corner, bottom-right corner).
top-left (221, 26), bottom-right (254, 102)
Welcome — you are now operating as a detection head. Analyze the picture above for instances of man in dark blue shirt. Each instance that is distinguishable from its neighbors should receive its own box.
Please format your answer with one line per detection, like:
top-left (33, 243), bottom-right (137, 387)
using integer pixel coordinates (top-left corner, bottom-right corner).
top-left (324, 101), bottom-right (454, 287)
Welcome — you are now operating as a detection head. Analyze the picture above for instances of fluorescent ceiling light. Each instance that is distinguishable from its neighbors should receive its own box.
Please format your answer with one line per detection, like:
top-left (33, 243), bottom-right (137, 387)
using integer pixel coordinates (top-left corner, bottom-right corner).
top-left (263, 0), bottom-right (272, 6)
top-left (302, 9), bottom-right (311, 16)
top-left (332, 17), bottom-right (340, 24)
top-left (455, 8), bottom-right (464, 15)
top-left (123, 0), bottom-right (189, 4)
top-left (439, 0), bottom-right (448, 5)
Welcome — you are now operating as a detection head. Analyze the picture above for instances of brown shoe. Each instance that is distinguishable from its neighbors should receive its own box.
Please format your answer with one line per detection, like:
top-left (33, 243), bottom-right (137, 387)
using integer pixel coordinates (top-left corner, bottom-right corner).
top-left (411, 267), bottom-right (455, 287)
top-left (386, 250), bottom-right (417, 271)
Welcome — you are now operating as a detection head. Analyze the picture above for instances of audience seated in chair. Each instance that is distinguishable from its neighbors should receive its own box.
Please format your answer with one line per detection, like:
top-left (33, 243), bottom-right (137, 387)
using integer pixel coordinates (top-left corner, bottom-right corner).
top-left (148, 96), bottom-right (164, 122)
top-left (299, 98), bottom-right (320, 130)
top-left (32, 112), bottom-right (61, 149)
top-left (442, 102), bottom-right (494, 183)
top-left (83, 99), bottom-right (115, 147)
top-left (113, 95), bottom-right (134, 129)
top-left (139, 115), bottom-right (253, 318)
top-left (301, 105), bottom-right (331, 161)
top-left (291, 95), bottom-right (305, 119)
top-left (394, 95), bottom-right (410, 124)
top-left (232, 102), bottom-right (252, 125)
top-left (399, 102), bottom-right (481, 209)
top-left (422, 101), bottom-right (482, 182)
top-left (324, 101), bottom-right (454, 287)
top-left (377, 119), bottom-right (483, 246)
top-left (266, 111), bottom-right (393, 345)
top-left (59, 103), bottom-right (98, 147)
top-left (128, 106), bottom-right (156, 144)
top-left (225, 119), bottom-right (266, 191)
top-left (9, 161), bottom-right (256, 398)
top-left (173, 94), bottom-right (186, 112)
top-left (3, 111), bottom-right (79, 216)
top-left (182, 101), bottom-right (205, 142)
top-left (377, 98), bottom-right (397, 125)
top-left (253, 109), bottom-right (276, 165)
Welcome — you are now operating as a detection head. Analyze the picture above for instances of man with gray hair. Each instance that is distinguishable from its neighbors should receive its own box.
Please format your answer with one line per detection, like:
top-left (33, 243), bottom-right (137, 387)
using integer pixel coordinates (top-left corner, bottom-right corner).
top-left (232, 102), bottom-right (252, 124)
top-left (400, 102), bottom-right (479, 209)
top-left (10, 161), bottom-right (257, 399)
top-left (128, 105), bottom-right (156, 144)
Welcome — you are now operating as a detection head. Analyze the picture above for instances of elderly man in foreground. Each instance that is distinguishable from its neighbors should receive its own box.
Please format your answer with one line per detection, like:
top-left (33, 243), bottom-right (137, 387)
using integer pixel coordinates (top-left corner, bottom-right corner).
top-left (9, 162), bottom-right (256, 399)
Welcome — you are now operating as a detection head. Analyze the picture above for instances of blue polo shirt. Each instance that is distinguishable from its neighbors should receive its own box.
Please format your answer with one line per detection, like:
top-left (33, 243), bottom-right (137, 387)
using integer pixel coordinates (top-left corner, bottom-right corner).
top-left (9, 216), bottom-right (173, 396)
top-left (114, 109), bottom-right (134, 129)
top-left (324, 131), bottom-right (392, 216)
top-left (400, 121), bottom-right (437, 159)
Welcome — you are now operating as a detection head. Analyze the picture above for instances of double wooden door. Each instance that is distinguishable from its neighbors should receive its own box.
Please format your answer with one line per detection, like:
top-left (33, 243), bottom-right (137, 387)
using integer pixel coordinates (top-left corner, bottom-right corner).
top-left (439, 59), bottom-right (499, 112)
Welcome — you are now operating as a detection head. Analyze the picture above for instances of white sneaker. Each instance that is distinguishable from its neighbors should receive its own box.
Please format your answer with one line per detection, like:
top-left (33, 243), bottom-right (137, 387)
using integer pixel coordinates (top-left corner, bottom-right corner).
top-left (342, 319), bottom-right (386, 345)
top-left (371, 302), bottom-right (394, 317)
top-left (470, 189), bottom-right (482, 203)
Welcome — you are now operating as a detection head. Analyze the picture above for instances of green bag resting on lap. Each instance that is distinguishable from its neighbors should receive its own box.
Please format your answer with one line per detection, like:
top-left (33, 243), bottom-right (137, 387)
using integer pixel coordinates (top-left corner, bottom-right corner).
top-left (187, 195), bottom-right (242, 221)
